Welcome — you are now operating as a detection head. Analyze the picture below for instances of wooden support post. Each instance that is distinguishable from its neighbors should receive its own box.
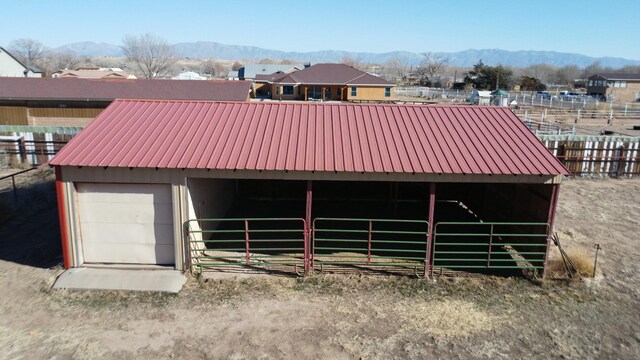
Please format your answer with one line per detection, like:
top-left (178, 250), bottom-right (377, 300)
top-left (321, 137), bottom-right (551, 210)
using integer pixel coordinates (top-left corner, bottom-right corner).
top-left (542, 184), bottom-right (560, 280)
top-left (425, 182), bottom-right (436, 279)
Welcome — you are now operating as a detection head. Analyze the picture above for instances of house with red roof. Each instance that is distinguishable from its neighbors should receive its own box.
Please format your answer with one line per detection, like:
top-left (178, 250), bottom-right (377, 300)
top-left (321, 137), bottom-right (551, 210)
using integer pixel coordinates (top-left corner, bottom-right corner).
top-left (258, 63), bottom-right (395, 102)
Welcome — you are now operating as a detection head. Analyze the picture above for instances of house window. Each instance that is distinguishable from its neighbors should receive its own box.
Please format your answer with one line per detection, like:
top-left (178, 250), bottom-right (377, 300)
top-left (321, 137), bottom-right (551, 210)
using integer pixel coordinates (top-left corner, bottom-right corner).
top-left (308, 87), bottom-right (322, 99)
top-left (283, 85), bottom-right (294, 95)
top-left (276, 85), bottom-right (280, 95)
top-left (337, 88), bottom-right (342, 97)
top-left (325, 88), bottom-right (331, 99)
top-left (351, 86), bottom-right (357, 96)
top-left (385, 87), bottom-right (391, 97)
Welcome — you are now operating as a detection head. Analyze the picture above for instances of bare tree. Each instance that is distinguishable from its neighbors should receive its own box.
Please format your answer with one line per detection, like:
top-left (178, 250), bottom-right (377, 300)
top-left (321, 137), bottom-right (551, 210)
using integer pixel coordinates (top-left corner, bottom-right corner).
top-left (47, 50), bottom-right (82, 71)
top-left (418, 52), bottom-right (449, 84)
top-left (121, 33), bottom-right (177, 78)
top-left (9, 38), bottom-right (48, 67)
top-left (258, 58), bottom-right (277, 64)
top-left (199, 59), bottom-right (228, 78)
top-left (340, 56), bottom-right (365, 70)
top-left (525, 63), bottom-right (557, 85)
top-left (385, 56), bottom-right (408, 81)
top-left (554, 65), bottom-right (581, 86)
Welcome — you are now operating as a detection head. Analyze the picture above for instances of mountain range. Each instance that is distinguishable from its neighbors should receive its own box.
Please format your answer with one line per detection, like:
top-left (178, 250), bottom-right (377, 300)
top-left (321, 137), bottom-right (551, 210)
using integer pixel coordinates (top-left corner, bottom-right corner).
top-left (54, 41), bottom-right (640, 68)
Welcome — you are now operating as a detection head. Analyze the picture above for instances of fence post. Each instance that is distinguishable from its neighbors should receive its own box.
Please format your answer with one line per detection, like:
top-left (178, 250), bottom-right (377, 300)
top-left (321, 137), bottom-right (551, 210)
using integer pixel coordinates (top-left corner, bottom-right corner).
top-left (18, 138), bottom-right (26, 165)
top-left (608, 109), bottom-right (613, 124)
top-left (616, 146), bottom-right (625, 178)
top-left (244, 220), bottom-right (250, 265)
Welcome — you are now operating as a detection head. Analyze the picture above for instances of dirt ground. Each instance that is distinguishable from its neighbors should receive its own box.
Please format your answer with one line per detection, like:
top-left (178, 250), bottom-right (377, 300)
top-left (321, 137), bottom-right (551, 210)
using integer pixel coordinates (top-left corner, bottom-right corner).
top-left (0, 170), bottom-right (639, 359)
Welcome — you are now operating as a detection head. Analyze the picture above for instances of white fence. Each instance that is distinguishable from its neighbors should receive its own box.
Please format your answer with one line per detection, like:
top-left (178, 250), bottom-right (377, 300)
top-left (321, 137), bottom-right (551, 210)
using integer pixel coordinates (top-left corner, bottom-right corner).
top-left (395, 87), bottom-right (640, 114)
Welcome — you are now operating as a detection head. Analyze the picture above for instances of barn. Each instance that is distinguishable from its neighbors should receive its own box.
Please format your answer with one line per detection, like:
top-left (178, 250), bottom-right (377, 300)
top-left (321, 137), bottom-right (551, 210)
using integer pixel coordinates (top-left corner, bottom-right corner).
top-left (50, 100), bottom-right (568, 279)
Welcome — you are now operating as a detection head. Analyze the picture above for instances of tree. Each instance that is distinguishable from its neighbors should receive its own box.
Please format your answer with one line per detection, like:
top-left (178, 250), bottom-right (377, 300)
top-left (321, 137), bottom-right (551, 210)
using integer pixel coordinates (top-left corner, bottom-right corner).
top-left (121, 33), bottom-right (177, 78)
top-left (8, 38), bottom-right (48, 67)
top-left (580, 62), bottom-right (608, 79)
top-left (200, 59), bottom-right (228, 78)
top-left (340, 56), bottom-right (365, 70)
top-left (464, 60), bottom-right (513, 90)
top-left (385, 56), bottom-right (408, 81)
top-left (231, 61), bottom-right (243, 71)
top-left (554, 65), bottom-right (581, 86)
top-left (519, 76), bottom-right (546, 91)
top-left (258, 58), bottom-right (277, 64)
top-left (47, 50), bottom-right (82, 71)
top-left (417, 52), bottom-right (449, 85)
top-left (525, 63), bottom-right (556, 85)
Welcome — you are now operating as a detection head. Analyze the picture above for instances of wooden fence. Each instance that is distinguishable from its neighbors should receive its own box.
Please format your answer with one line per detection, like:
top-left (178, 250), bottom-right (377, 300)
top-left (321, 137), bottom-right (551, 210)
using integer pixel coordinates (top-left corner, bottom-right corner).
top-left (539, 135), bottom-right (640, 177)
top-left (0, 126), bottom-right (80, 166)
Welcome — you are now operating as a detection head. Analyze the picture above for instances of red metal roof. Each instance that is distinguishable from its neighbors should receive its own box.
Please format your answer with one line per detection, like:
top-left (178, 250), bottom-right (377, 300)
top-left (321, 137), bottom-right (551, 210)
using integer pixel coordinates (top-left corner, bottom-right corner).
top-left (50, 100), bottom-right (569, 176)
top-left (0, 78), bottom-right (251, 102)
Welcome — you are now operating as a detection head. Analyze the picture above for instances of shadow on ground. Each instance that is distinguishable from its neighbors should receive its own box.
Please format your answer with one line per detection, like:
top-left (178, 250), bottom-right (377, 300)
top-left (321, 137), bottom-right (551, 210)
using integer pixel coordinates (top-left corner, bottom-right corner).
top-left (0, 171), bottom-right (62, 268)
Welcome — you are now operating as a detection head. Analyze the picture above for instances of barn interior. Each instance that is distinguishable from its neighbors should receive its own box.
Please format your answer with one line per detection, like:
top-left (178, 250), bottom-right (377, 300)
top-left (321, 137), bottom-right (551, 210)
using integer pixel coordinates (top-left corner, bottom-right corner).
top-left (186, 177), bottom-right (554, 275)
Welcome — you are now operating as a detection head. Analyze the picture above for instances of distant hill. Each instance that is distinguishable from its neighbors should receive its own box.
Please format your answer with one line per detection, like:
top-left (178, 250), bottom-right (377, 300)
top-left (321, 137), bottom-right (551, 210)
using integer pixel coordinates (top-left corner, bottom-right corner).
top-left (55, 42), bottom-right (124, 57)
top-left (53, 41), bottom-right (640, 68)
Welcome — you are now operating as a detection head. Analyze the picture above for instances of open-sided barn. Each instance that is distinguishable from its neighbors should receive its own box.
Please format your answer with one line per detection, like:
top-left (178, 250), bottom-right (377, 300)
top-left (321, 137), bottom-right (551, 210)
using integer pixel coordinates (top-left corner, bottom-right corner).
top-left (50, 100), bottom-right (568, 279)
top-left (0, 78), bottom-right (252, 127)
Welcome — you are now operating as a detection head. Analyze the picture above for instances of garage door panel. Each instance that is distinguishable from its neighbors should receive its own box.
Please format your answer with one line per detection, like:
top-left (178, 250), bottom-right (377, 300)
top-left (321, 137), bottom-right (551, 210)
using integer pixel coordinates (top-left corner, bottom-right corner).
top-left (77, 183), bottom-right (172, 204)
top-left (78, 202), bottom-right (173, 224)
top-left (81, 223), bottom-right (174, 245)
top-left (83, 243), bottom-right (175, 265)
top-left (77, 183), bottom-right (175, 265)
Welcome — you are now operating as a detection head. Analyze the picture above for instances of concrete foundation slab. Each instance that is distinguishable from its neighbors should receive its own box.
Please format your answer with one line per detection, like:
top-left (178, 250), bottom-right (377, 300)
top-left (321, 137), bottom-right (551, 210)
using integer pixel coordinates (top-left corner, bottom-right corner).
top-left (53, 267), bottom-right (187, 293)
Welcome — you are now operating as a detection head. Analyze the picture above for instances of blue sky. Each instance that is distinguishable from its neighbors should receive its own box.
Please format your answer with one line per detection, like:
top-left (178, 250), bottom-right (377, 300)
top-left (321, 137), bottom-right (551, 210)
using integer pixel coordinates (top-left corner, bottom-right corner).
top-left (1, 0), bottom-right (638, 59)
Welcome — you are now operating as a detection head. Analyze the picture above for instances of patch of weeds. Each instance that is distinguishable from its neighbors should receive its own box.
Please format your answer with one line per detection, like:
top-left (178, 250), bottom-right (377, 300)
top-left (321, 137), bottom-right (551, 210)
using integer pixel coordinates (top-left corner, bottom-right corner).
top-left (50, 289), bottom-right (177, 309)
top-left (293, 276), bottom-right (344, 295)
top-left (195, 276), bottom-right (297, 302)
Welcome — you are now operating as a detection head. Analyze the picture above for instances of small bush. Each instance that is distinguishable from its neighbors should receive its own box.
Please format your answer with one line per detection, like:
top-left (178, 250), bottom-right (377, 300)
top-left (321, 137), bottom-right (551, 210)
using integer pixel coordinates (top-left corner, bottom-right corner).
top-left (567, 248), bottom-right (596, 277)
top-left (547, 248), bottom-right (596, 278)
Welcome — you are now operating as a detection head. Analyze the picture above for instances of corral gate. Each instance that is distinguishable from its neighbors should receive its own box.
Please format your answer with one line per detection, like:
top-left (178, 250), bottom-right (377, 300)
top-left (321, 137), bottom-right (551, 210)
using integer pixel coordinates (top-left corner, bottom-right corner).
top-left (186, 218), bottom-right (550, 277)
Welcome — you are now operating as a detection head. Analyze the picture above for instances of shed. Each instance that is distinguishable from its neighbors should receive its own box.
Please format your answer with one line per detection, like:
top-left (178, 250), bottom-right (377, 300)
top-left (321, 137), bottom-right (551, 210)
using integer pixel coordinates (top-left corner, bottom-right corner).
top-left (468, 90), bottom-right (492, 105)
top-left (51, 100), bottom-right (568, 278)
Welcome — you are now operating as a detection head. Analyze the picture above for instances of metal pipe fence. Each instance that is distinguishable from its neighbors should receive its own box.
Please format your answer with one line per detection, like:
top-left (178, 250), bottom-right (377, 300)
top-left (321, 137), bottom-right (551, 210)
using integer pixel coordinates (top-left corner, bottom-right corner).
top-left (186, 218), bottom-right (307, 275)
top-left (311, 218), bottom-right (429, 275)
top-left (432, 222), bottom-right (550, 274)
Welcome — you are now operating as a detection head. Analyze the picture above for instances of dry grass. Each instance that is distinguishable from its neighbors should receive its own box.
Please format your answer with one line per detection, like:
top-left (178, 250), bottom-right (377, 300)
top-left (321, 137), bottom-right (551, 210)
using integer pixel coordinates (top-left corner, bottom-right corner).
top-left (395, 299), bottom-right (504, 337)
top-left (547, 247), bottom-right (596, 278)
top-left (566, 248), bottom-right (595, 277)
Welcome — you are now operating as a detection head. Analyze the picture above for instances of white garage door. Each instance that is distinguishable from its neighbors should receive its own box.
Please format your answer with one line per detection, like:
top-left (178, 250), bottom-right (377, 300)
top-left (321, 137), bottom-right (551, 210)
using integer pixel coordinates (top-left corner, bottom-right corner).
top-left (77, 183), bottom-right (175, 265)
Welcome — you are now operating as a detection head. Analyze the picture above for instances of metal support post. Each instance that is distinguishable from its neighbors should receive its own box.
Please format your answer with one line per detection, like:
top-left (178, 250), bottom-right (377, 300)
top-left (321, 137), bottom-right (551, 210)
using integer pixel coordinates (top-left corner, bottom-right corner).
top-left (305, 180), bottom-right (313, 275)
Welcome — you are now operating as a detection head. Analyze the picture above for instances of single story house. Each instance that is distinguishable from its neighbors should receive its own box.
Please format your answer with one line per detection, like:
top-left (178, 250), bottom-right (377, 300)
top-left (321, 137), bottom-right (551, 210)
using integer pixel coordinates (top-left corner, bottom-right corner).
top-left (0, 78), bottom-right (252, 126)
top-left (0, 47), bottom-right (43, 78)
top-left (51, 68), bottom-right (137, 79)
top-left (237, 64), bottom-right (304, 81)
top-left (587, 73), bottom-right (640, 103)
top-left (51, 100), bottom-right (567, 279)
top-left (262, 63), bottom-right (396, 102)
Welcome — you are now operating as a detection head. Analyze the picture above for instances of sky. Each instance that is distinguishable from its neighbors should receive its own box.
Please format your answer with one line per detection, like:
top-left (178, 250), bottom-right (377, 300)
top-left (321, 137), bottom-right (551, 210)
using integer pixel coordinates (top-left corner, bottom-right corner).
top-left (0, 0), bottom-right (638, 60)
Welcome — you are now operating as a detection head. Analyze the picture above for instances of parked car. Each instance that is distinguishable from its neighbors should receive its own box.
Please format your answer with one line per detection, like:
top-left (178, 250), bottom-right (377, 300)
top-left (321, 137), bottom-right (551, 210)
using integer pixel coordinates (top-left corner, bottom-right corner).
top-left (535, 91), bottom-right (551, 100)
top-left (558, 91), bottom-right (582, 101)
